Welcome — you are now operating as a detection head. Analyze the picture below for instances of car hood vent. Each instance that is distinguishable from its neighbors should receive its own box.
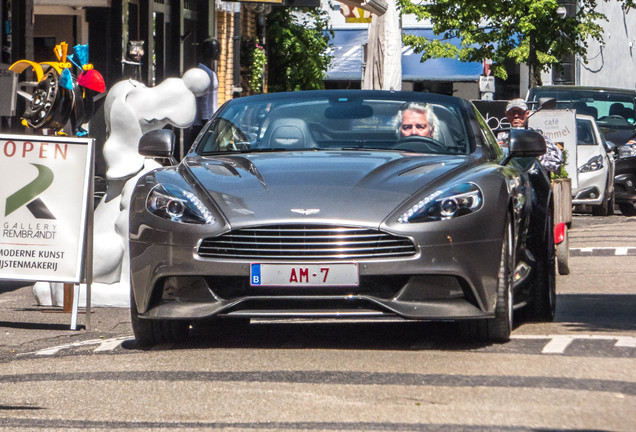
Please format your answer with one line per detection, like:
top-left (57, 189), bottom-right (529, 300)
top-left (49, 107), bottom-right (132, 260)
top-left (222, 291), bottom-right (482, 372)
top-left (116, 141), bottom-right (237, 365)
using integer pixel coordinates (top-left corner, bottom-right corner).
top-left (198, 225), bottom-right (416, 260)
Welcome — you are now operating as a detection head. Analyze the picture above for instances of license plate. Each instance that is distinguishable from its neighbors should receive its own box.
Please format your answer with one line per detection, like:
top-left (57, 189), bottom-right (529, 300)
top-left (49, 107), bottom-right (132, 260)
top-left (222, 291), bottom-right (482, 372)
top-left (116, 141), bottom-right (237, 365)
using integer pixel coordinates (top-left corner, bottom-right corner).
top-left (250, 263), bottom-right (359, 287)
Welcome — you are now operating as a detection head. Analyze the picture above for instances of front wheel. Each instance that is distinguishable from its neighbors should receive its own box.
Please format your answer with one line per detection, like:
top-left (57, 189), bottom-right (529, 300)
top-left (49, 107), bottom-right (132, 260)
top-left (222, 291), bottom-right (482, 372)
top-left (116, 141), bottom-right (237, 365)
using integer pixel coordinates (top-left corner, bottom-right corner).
top-left (619, 201), bottom-right (636, 216)
top-left (531, 204), bottom-right (557, 321)
top-left (465, 215), bottom-right (514, 342)
top-left (592, 197), bottom-right (610, 216)
top-left (606, 193), bottom-right (615, 216)
top-left (130, 289), bottom-right (190, 348)
top-left (487, 216), bottom-right (515, 341)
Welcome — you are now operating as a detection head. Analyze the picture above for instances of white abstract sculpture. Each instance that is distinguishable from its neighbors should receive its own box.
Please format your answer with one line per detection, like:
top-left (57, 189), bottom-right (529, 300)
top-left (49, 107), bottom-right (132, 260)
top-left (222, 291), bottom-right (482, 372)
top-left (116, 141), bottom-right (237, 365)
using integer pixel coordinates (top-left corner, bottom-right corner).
top-left (33, 68), bottom-right (211, 307)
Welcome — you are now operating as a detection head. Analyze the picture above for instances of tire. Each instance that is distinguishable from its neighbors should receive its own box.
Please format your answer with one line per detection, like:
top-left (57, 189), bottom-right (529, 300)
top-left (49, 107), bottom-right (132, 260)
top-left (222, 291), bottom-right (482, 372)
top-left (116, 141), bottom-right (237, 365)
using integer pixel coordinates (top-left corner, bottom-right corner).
top-left (592, 199), bottom-right (609, 216)
top-left (606, 193), bottom-right (615, 216)
top-left (619, 201), bottom-right (636, 217)
top-left (531, 204), bottom-right (557, 321)
top-left (556, 225), bottom-right (570, 276)
top-left (130, 289), bottom-right (189, 348)
top-left (465, 215), bottom-right (514, 343)
top-left (487, 216), bottom-right (515, 341)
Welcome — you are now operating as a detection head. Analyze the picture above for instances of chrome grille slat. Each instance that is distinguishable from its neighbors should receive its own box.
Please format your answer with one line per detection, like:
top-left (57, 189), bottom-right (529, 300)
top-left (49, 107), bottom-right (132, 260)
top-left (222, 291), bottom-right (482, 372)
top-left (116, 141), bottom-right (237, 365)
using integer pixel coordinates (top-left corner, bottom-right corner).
top-left (220, 234), bottom-right (390, 240)
top-left (198, 251), bottom-right (413, 259)
top-left (198, 225), bottom-right (416, 260)
top-left (199, 244), bottom-right (414, 251)
top-left (237, 227), bottom-right (370, 232)
top-left (198, 247), bottom-right (414, 253)
top-left (204, 239), bottom-right (409, 246)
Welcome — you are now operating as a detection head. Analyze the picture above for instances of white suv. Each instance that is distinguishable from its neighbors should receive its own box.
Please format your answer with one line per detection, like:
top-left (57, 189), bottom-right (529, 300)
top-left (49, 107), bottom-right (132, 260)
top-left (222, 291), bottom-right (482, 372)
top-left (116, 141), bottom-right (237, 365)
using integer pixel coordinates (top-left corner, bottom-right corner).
top-left (574, 115), bottom-right (616, 216)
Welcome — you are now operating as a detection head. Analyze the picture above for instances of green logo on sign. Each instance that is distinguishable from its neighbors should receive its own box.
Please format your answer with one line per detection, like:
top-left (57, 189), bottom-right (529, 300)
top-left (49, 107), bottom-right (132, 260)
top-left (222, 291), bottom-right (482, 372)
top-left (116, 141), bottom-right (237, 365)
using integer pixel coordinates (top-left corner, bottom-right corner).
top-left (5, 163), bottom-right (55, 218)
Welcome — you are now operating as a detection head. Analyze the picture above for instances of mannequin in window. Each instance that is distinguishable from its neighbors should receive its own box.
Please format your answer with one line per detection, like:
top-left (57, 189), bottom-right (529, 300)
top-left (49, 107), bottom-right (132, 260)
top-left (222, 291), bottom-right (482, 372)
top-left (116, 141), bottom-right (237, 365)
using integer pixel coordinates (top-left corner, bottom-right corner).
top-left (122, 40), bottom-right (144, 82)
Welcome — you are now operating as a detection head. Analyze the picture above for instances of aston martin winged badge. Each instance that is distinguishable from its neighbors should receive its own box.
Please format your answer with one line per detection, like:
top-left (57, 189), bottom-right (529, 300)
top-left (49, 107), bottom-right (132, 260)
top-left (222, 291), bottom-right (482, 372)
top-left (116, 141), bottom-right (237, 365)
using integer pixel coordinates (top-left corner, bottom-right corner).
top-left (290, 208), bottom-right (320, 215)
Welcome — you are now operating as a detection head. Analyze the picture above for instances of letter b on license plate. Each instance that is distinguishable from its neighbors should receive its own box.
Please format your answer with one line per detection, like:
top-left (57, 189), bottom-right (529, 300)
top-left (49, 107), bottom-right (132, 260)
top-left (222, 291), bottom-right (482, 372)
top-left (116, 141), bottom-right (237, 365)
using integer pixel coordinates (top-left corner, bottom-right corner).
top-left (250, 263), bottom-right (358, 286)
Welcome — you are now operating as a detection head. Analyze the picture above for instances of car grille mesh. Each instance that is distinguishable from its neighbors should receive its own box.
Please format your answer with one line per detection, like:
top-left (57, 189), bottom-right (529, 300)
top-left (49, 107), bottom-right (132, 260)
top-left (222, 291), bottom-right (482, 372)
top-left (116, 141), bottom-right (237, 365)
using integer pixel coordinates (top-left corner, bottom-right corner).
top-left (198, 225), bottom-right (416, 259)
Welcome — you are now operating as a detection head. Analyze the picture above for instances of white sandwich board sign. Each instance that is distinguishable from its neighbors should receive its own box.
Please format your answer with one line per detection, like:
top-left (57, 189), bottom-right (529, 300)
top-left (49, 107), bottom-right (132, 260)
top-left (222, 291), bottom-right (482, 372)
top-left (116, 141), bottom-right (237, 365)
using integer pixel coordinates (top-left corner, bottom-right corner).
top-left (0, 134), bottom-right (93, 283)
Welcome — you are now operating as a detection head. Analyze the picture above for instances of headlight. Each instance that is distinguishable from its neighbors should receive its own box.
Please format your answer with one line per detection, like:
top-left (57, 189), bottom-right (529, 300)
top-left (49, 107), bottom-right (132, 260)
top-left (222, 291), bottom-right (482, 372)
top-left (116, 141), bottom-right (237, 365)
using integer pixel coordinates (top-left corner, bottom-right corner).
top-left (147, 184), bottom-right (216, 224)
top-left (578, 155), bottom-right (603, 173)
top-left (398, 183), bottom-right (483, 223)
top-left (618, 143), bottom-right (636, 159)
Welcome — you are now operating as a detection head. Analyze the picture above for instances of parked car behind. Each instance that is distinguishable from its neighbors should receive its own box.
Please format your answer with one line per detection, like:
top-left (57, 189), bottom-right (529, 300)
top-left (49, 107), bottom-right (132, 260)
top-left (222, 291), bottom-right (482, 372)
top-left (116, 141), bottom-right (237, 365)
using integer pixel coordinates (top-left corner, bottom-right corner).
top-left (527, 86), bottom-right (636, 215)
top-left (574, 114), bottom-right (615, 216)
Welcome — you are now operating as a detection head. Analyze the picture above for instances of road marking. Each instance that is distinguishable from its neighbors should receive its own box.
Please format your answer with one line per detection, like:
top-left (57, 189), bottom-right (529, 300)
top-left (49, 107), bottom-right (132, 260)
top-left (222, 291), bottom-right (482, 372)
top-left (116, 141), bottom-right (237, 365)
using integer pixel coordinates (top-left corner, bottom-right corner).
top-left (615, 337), bottom-right (636, 348)
top-left (541, 336), bottom-right (575, 354)
top-left (17, 334), bottom-right (636, 357)
top-left (570, 247), bottom-right (636, 256)
top-left (93, 337), bottom-right (131, 352)
top-left (511, 334), bottom-right (636, 354)
top-left (18, 336), bottom-right (133, 356)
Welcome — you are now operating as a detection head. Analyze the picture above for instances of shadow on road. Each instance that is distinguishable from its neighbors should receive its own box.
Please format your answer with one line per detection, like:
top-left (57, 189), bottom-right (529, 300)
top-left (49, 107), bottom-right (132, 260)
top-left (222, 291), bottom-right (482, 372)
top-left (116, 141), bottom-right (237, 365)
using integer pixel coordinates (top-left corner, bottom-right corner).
top-left (0, 320), bottom-right (80, 331)
top-left (121, 293), bottom-right (636, 352)
top-left (0, 281), bottom-right (34, 294)
top-left (555, 293), bottom-right (636, 332)
top-left (123, 320), bottom-right (524, 352)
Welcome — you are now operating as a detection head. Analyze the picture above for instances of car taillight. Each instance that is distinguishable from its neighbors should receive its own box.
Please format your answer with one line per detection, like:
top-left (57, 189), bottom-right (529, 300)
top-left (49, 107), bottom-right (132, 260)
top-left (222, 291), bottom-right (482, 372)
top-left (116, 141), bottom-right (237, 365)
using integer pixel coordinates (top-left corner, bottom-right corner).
top-left (554, 222), bottom-right (566, 245)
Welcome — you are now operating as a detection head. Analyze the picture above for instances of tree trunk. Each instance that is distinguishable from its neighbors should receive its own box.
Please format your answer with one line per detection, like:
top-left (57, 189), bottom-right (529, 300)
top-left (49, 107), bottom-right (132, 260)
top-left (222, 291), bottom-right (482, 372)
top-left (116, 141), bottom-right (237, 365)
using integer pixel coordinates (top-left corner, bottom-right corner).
top-left (529, 63), bottom-right (538, 88)
top-left (527, 35), bottom-right (543, 89)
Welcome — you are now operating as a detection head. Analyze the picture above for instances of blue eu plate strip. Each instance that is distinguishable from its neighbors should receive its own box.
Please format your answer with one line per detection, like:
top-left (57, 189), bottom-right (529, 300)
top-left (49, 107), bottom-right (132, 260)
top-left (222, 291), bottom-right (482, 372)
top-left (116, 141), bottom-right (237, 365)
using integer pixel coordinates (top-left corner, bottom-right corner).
top-left (251, 264), bottom-right (261, 285)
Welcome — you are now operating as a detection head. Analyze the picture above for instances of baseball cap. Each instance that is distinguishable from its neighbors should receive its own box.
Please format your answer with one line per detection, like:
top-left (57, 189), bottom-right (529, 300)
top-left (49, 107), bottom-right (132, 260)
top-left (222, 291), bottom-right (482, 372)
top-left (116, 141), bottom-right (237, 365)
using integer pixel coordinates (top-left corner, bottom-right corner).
top-left (506, 98), bottom-right (528, 112)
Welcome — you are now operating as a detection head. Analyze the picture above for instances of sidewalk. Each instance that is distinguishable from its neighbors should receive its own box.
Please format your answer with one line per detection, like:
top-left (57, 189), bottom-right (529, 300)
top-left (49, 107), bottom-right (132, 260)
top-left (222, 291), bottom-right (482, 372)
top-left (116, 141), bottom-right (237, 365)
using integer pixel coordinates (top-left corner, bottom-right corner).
top-left (0, 281), bottom-right (132, 353)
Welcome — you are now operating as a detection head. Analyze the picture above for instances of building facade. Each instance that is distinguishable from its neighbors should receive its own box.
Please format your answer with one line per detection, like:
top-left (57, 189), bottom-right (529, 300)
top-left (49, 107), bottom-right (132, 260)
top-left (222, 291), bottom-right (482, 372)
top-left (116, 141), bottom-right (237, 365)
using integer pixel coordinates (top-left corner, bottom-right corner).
top-left (1, 0), bottom-right (274, 172)
top-left (326, 0), bottom-right (635, 100)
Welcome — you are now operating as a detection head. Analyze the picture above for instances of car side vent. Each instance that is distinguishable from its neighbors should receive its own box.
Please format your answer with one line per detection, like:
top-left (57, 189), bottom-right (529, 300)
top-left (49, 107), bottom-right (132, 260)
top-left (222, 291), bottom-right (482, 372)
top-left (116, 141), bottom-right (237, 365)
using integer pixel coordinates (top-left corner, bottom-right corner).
top-left (198, 225), bottom-right (417, 260)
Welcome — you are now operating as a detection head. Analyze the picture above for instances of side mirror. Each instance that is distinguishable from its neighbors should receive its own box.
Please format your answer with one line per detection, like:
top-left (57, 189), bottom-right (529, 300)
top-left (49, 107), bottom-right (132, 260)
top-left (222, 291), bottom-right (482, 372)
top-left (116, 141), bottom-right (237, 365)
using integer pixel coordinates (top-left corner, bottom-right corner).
top-left (604, 140), bottom-right (618, 158)
top-left (501, 129), bottom-right (546, 165)
top-left (139, 129), bottom-right (175, 158)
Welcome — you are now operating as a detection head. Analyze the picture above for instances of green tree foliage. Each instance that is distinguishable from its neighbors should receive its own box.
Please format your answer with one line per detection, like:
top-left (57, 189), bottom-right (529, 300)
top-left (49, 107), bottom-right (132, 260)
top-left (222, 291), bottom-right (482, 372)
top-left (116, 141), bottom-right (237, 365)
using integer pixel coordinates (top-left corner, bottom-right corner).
top-left (265, 6), bottom-right (333, 92)
top-left (396, 0), bottom-right (632, 87)
top-left (622, 0), bottom-right (636, 9)
top-left (241, 38), bottom-right (267, 94)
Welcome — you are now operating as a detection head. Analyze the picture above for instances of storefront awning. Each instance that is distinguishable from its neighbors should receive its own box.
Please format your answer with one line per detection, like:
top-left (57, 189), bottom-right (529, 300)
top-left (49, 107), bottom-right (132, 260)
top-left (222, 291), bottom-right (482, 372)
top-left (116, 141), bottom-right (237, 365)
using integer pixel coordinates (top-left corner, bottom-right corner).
top-left (35, 0), bottom-right (111, 6)
top-left (325, 28), bottom-right (483, 82)
top-left (339, 0), bottom-right (387, 16)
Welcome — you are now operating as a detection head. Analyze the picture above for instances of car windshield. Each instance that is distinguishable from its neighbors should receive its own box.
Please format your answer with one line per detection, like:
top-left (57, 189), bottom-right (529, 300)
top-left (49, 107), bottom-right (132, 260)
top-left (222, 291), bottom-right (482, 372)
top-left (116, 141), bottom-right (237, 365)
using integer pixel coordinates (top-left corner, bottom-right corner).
top-left (195, 92), bottom-right (471, 155)
top-left (529, 88), bottom-right (636, 129)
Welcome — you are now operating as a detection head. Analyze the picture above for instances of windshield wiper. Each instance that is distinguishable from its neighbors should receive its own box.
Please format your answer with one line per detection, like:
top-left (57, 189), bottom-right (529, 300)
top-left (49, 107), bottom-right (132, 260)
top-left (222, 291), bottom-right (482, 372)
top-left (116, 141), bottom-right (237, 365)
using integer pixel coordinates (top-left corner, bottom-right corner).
top-left (338, 146), bottom-right (395, 151)
top-left (201, 148), bottom-right (301, 155)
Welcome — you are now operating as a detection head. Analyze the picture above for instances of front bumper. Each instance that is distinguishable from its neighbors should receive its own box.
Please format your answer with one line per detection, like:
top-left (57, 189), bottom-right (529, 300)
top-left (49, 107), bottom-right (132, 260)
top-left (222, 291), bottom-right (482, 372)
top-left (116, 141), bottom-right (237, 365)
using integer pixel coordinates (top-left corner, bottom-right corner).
top-left (129, 223), bottom-right (505, 322)
top-left (572, 186), bottom-right (604, 206)
top-left (614, 157), bottom-right (636, 204)
top-left (572, 168), bottom-right (608, 206)
top-left (614, 173), bottom-right (636, 204)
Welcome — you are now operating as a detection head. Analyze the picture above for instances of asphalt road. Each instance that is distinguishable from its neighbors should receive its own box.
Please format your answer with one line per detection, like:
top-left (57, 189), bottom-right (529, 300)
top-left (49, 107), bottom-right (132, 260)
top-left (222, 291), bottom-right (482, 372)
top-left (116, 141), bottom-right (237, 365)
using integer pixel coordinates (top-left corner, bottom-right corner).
top-left (0, 212), bottom-right (634, 431)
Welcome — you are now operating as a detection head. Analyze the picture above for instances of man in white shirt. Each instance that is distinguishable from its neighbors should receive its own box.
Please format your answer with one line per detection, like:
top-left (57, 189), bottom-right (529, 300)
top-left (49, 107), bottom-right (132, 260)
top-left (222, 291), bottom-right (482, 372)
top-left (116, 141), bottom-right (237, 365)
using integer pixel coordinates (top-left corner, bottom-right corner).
top-left (497, 98), bottom-right (563, 173)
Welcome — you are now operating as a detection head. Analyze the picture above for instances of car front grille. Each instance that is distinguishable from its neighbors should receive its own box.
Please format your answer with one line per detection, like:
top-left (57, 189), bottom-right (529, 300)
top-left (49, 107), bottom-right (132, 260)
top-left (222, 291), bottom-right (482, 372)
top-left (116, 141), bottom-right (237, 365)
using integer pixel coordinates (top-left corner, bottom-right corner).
top-left (197, 225), bottom-right (417, 260)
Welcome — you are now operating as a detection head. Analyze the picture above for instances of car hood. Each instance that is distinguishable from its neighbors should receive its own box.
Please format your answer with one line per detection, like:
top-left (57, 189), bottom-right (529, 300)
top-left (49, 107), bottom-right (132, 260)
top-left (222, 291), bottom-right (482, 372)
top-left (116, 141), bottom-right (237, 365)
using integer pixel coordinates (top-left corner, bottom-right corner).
top-left (577, 144), bottom-right (603, 166)
top-left (183, 151), bottom-right (470, 226)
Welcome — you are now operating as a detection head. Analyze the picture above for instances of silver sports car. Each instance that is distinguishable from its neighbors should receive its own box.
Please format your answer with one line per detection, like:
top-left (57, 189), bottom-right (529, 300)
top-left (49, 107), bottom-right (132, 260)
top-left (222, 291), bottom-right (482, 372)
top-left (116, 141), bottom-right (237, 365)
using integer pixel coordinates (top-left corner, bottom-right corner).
top-left (129, 90), bottom-right (555, 346)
